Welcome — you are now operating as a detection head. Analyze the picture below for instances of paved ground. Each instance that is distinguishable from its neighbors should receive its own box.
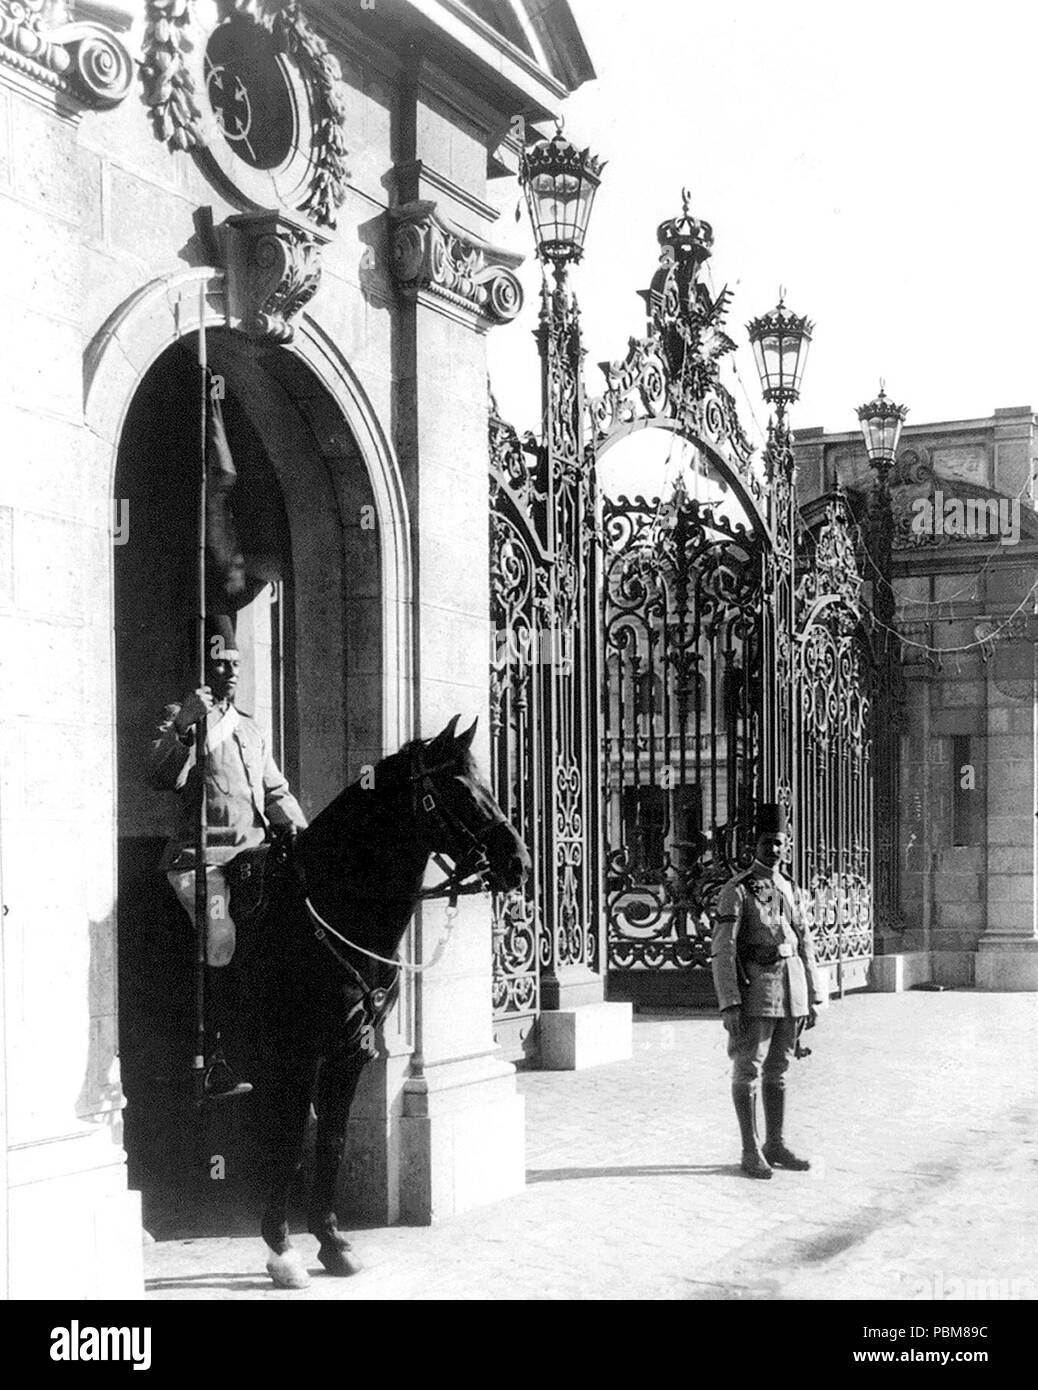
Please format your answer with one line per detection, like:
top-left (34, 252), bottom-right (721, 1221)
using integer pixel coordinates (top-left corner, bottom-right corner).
top-left (144, 991), bottom-right (1038, 1300)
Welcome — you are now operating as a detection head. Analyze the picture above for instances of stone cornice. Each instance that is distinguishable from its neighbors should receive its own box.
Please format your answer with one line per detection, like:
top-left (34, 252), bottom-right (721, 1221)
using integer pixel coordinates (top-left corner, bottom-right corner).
top-left (389, 199), bottom-right (523, 329)
top-left (0, 1), bottom-right (132, 109)
top-left (392, 158), bottom-right (499, 225)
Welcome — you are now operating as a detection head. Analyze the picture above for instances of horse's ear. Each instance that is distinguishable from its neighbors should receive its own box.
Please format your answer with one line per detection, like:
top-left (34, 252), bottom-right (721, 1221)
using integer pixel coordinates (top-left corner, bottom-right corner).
top-left (429, 714), bottom-right (461, 752)
top-left (456, 716), bottom-right (478, 752)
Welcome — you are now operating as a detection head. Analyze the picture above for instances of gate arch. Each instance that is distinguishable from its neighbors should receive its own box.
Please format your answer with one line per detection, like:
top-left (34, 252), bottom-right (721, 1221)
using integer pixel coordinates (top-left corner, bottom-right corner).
top-left (586, 199), bottom-right (772, 1000)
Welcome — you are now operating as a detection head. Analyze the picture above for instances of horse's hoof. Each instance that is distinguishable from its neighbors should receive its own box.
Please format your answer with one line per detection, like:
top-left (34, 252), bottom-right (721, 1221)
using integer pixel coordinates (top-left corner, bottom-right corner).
top-left (266, 1247), bottom-right (311, 1289)
top-left (317, 1245), bottom-right (362, 1277)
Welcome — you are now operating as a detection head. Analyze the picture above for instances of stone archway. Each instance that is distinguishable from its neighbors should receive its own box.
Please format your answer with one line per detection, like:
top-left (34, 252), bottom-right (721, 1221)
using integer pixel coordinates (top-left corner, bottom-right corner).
top-left (86, 267), bottom-right (414, 1219)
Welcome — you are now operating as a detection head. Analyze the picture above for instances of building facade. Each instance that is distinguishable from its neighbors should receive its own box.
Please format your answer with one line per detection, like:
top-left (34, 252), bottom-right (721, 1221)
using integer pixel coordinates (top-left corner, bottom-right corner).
top-left (796, 409), bottom-right (1038, 991)
top-left (0, 0), bottom-right (592, 1298)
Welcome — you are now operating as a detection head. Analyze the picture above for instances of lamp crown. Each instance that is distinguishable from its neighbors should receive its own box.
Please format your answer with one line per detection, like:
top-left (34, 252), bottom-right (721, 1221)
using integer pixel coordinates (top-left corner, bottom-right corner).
top-left (519, 126), bottom-right (606, 186)
top-left (746, 300), bottom-right (815, 345)
top-left (655, 187), bottom-right (714, 268)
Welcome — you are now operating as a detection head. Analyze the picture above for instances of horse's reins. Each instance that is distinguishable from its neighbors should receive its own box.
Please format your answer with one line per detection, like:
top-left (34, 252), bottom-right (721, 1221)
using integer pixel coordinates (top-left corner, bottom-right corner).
top-left (302, 746), bottom-right (503, 987)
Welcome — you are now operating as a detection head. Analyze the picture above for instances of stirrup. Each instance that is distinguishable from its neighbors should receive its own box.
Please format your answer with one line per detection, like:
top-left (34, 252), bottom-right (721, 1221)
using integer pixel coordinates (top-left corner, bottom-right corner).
top-left (202, 1058), bottom-right (253, 1102)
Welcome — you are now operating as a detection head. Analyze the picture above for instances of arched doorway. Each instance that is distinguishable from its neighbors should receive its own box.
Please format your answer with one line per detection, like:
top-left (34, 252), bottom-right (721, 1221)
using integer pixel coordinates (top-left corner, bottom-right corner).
top-left (112, 328), bottom-right (388, 1219)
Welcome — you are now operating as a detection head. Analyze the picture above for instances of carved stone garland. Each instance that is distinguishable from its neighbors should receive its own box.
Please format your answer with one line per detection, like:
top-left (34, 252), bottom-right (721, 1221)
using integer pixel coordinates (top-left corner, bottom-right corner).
top-left (141, 0), bottom-right (350, 228)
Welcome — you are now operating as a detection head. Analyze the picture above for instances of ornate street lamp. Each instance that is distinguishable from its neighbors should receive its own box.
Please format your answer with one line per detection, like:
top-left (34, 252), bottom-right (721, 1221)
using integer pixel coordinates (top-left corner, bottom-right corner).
top-left (856, 382), bottom-right (908, 474)
top-left (519, 121), bottom-right (605, 282)
top-left (855, 381), bottom-right (909, 941)
top-left (747, 293), bottom-right (814, 426)
top-left (746, 292), bottom-right (813, 870)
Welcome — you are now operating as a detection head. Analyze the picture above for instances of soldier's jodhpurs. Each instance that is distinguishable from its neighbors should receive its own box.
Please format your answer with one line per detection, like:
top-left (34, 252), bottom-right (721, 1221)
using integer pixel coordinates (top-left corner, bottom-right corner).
top-left (727, 1015), bottom-right (798, 1088)
top-left (729, 1016), bottom-right (798, 1153)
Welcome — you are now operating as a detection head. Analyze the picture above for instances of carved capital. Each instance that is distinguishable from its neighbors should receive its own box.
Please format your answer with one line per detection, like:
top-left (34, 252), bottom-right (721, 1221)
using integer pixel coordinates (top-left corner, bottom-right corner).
top-left (0, 2), bottom-right (132, 107)
top-left (219, 210), bottom-right (329, 343)
top-left (389, 200), bottom-right (524, 328)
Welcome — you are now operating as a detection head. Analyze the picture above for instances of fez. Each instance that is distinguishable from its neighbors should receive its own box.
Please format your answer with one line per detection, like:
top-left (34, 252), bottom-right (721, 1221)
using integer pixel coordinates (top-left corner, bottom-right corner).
top-left (205, 612), bottom-right (238, 660)
top-left (755, 802), bottom-right (788, 837)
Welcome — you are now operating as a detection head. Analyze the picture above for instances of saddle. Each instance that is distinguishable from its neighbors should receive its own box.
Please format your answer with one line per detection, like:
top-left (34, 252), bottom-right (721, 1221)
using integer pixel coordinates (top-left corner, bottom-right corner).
top-left (225, 827), bottom-right (297, 926)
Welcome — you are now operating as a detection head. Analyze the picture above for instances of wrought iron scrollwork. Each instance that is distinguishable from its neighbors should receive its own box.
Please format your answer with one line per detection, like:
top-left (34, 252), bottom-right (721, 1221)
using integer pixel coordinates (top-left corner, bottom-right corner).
top-left (603, 480), bottom-right (767, 973)
top-left (795, 495), bottom-right (876, 980)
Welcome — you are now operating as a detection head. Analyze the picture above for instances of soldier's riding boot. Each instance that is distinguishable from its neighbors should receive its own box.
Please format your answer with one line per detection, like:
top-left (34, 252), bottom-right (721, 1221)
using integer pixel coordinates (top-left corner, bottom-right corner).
top-left (204, 964), bottom-right (252, 1101)
top-left (732, 1084), bottom-right (772, 1179)
top-left (761, 1083), bottom-right (810, 1170)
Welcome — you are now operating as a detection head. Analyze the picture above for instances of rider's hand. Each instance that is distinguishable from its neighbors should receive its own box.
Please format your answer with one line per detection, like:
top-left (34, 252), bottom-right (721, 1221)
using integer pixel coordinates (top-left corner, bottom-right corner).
top-left (722, 1005), bottom-right (743, 1037)
top-left (174, 686), bottom-right (214, 734)
top-left (806, 1005), bottom-right (819, 1029)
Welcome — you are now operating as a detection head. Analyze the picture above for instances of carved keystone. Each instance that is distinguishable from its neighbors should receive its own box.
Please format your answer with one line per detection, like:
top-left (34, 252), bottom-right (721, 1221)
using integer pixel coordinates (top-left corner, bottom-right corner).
top-left (219, 210), bottom-right (330, 343)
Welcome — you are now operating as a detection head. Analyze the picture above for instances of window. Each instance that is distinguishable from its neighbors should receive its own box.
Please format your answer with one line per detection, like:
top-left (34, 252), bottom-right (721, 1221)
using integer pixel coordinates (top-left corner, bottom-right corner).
top-left (951, 734), bottom-right (985, 847)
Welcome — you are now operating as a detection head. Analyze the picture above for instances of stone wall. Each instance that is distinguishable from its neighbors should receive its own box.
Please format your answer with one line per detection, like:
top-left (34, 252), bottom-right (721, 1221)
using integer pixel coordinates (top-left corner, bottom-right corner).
top-left (0, 0), bottom-right (571, 1294)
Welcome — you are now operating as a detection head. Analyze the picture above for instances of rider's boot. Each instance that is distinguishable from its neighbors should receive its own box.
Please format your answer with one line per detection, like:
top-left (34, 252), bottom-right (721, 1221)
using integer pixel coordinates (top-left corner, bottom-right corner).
top-left (204, 964), bottom-right (252, 1101)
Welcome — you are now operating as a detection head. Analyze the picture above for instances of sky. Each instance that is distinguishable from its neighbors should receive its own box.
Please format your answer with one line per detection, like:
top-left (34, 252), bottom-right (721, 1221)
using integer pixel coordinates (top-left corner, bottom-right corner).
top-left (486, 0), bottom-right (1038, 453)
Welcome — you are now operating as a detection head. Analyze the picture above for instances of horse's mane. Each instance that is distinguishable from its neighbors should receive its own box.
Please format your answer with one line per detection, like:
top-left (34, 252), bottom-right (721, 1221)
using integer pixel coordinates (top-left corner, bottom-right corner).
top-left (302, 737), bottom-right (478, 849)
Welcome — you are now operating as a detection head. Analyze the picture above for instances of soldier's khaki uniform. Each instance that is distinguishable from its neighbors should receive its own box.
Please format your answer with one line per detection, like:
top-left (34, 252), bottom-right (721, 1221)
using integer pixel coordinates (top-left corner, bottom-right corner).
top-left (712, 866), bottom-right (825, 1089)
top-left (147, 701), bottom-right (307, 965)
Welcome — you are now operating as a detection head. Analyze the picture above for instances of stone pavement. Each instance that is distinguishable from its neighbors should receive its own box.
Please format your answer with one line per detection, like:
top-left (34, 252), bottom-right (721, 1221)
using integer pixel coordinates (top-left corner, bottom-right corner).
top-left (144, 991), bottom-right (1038, 1300)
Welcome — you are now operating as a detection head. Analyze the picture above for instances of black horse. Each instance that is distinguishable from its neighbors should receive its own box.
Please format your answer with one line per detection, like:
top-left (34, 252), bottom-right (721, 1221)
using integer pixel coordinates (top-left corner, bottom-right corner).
top-left (243, 715), bottom-right (529, 1289)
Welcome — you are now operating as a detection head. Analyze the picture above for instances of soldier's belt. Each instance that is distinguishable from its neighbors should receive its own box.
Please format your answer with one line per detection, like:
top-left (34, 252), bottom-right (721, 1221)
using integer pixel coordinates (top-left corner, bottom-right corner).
top-left (740, 940), bottom-right (795, 966)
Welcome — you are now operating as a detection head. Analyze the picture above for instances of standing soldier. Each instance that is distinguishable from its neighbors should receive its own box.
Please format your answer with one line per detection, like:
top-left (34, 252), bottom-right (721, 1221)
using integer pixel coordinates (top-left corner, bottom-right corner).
top-left (711, 803), bottom-right (826, 1178)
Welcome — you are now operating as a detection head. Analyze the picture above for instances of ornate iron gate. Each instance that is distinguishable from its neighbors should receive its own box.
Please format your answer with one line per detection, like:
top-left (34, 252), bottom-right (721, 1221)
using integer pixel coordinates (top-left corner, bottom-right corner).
top-left (488, 275), bottom-right (602, 1058)
top-left (488, 405), bottom-right (545, 1056)
top-left (794, 495), bottom-right (875, 991)
top-left (601, 479), bottom-right (767, 993)
top-left (489, 191), bottom-right (880, 1028)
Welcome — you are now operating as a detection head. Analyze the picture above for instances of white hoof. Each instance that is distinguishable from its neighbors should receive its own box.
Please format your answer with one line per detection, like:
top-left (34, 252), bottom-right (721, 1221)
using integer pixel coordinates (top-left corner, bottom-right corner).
top-left (266, 1247), bottom-right (311, 1289)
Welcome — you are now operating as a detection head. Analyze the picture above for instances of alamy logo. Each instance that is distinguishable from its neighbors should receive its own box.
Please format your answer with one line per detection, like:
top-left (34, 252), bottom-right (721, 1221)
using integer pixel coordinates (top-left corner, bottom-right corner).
top-left (911, 489), bottom-right (1020, 546)
top-left (50, 1321), bottom-right (151, 1371)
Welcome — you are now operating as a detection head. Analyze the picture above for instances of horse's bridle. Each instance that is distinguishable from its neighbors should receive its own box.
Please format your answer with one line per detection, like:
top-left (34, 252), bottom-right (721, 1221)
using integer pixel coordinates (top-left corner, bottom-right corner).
top-left (406, 742), bottom-right (504, 909)
top-left (301, 743), bottom-right (511, 997)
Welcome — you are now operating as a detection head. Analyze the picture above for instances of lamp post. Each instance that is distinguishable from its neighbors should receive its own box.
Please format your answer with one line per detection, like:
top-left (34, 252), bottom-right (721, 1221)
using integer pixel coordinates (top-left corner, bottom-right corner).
top-left (514, 122), bottom-right (606, 1013)
top-left (747, 295), bottom-right (813, 851)
top-left (857, 383), bottom-right (908, 938)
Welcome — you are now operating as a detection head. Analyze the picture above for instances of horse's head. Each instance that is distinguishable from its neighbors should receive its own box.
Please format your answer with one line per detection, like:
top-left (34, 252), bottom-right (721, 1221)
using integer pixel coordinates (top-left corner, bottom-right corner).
top-left (408, 715), bottom-right (530, 894)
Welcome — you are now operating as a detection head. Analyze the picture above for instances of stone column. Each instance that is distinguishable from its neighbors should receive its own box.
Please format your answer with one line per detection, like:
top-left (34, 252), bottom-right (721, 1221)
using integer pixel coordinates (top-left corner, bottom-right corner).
top-left (388, 83), bottom-right (527, 1217)
top-left (976, 567), bottom-right (1038, 989)
top-left (0, 70), bottom-right (141, 1295)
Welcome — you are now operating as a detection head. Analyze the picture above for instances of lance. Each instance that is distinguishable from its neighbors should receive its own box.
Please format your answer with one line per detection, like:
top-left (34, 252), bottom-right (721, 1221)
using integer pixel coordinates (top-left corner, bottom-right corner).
top-left (193, 281), bottom-right (209, 1105)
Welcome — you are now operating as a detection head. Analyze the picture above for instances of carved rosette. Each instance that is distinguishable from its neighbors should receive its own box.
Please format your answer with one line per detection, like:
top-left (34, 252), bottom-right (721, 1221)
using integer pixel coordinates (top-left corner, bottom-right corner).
top-left (390, 201), bottom-right (523, 328)
top-left (220, 210), bottom-right (329, 342)
top-left (0, 1), bottom-right (132, 106)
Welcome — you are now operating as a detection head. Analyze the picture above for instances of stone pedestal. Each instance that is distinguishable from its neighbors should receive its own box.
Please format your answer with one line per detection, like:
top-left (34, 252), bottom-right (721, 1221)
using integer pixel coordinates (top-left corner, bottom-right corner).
top-left (975, 938), bottom-right (1038, 991)
top-left (7, 1131), bottom-right (142, 1300)
top-left (868, 951), bottom-right (933, 992)
top-left (537, 1001), bottom-right (633, 1071)
top-left (400, 1055), bottom-right (524, 1223)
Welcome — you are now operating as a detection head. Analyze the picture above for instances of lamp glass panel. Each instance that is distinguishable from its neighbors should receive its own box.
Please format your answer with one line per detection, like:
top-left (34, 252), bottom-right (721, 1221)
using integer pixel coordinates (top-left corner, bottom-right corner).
top-left (794, 335), bottom-right (811, 390)
top-left (761, 332), bottom-right (783, 392)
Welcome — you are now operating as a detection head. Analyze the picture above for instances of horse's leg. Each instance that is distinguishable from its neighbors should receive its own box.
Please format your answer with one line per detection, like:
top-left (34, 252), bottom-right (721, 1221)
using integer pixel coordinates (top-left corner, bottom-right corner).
top-left (261, 1059), bottom-right (317, 1290)
top-left (308, 1048), bottom-right (367, 1276)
